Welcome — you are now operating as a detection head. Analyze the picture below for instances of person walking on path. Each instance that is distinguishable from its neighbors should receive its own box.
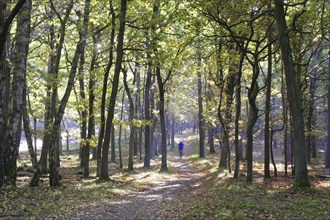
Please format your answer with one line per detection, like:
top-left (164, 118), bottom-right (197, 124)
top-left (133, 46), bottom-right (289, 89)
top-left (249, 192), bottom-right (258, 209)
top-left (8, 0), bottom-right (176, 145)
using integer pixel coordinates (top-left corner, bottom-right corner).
top-left (178, 141), bottom-right (184, 159)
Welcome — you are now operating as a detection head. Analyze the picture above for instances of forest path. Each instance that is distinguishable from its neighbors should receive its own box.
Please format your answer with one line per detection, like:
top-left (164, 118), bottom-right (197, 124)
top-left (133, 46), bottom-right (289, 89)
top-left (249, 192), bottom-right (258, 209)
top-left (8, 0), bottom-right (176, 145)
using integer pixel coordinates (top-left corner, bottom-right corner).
top-left (70, 133), bottom-right (211, 219)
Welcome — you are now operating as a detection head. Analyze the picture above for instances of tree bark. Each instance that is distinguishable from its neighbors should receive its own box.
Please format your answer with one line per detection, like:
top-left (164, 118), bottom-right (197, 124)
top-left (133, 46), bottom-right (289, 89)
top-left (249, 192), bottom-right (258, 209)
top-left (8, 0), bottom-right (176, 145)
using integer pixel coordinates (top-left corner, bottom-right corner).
top-left (157, 67), bottom-right (168, 172)
top-left (274, 0), bottom-right (310, 187)
top-left (0, 1), bottom-right (7, 187)
top-left (88, 32), bottom-right (98, 161)
top-left (40, 1), bottom-right (74, 174)
top-left (118, 92), bottom-right (125, 169)
top-left (110, 125), bottom-right (116, 163)
top-left (144, 0), bottom-right (160, 163)
top-left (234, 54), bottom-right (244, 179)
top-left (264, 35), bottom-right (272, 179)
top-left (49, 0), bottom-right (90, 186)
top-left (306, 78), bottom-right (316, 164)
top-left (97, 1), bottom-right (116, 176)
top-left (123, 69), bottom-right (135, 171)
top-left (219, 67), bottom-right (235, 170)
top-left (100, 0), bottom-right (127, 180)
top-left (4, 0), bottom-right (31, 185)
top-left (23, 86), bottom-right (40, 187)
top-left (0, 0), bottom-right (26, 56)
top-left (197, 56), bottom-right (205, 158)
top-left (326, 48), bottom-right (330, 170)
top-left (79, 49), bottom-right (88, 173)
top-left (39, 22), bottom-right (55, 174)
top-left (282, 73), bottom-right (289, 177)
top-left (246, 57), bottom-right (260, 183)
top-left (171, 116), bottom-right (175, 151)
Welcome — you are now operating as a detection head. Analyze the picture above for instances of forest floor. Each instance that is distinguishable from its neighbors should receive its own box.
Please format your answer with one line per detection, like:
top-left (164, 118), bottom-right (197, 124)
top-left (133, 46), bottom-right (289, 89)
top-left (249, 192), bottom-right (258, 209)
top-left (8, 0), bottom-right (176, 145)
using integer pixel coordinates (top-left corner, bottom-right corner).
top-left (0, 133), bottom-right (329, 219)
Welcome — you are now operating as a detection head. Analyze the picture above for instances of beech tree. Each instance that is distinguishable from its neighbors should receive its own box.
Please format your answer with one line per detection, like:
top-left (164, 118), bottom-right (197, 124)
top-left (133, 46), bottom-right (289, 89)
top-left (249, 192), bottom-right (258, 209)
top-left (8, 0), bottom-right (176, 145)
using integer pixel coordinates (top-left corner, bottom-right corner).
top-left (274, 0), bottom-right (310, 187)
top-left (100, 0), bottom-right (127, 180)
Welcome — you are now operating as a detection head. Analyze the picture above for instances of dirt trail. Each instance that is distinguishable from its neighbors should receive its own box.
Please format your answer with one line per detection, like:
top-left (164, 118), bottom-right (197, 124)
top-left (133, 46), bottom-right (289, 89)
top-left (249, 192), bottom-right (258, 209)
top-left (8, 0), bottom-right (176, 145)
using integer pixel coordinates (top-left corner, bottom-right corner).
top-left (69, 135), bottom-right (208, 219)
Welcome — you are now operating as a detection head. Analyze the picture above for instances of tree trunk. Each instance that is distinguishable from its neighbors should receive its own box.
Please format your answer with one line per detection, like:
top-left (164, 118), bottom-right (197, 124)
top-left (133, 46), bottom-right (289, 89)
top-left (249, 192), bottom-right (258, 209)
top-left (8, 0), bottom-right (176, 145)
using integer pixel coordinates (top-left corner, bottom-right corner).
top-left (282, 74), bottom-right (289, 177)
top-left (79, 49), bottom-right (88, 172)
top-left (264, 36), bottom-right (272, 179)
top-left (110, 125), bottom-right (116, 163)
top-left (171, 116), bottom-right (175, 151)
top-left (246, 58), bottom-right (260, 183)
top-left (326, 48), bottom-right (330, 170)
top-left (270, 130), bottom-right (278, 177)
top-left (157, 67), bottom-right (168, 172)
top-left (39, 22), bottom-right (55, 173)
top-left (0, 0), bottom-right (27, 187)
top-left (234, 54), bottom-right (244, 179)
top-left (88, 32), bottom-right (98, 161)
top-left (274, 0), bottom-right (310, 187)
top-left (4, 0), bottom-right (31, 185)
top-left (134, 56), bottom-right (142, 157)
top-left (149, 75), bottom-right (156, 158)
top-left (40, 1), bottom-right (74, 174)
top-left (100, 0), bottom-right (127, 180)
top-left (219, 67), bottom-right (235, 170)
top-left (306, 78), bottom-right (316, 164)
top-left (208, 128), bottom-right (215, 153)
top-left (23, 91), bottom-right (41, 187)
top-left (49, 0), bottom-right (90, 186)
top-left (123, 69), bottom-right (135, 171)
top-left (197, 57), bottom-right (205, 158)
top-left (97, 1), bottom-right (116, 176)
top-left (118, 92), bottom-right (125, 169)
top-left (143, 47), bottom-right (152, 168)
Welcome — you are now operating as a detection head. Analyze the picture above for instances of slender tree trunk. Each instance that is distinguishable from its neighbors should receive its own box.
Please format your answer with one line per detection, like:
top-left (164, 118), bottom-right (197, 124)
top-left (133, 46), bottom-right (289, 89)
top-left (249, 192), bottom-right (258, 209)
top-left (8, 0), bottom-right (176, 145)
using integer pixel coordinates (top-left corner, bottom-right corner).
top-left (39, 24), bottom-right (55, 173)
top-left (4, 0), bottom-right (31, 185)
top-left (246, 58), bottom-right (260, 183)
top-left (208, 128), bottom-right (215, 153)
top-left (100, 0), bottom-right (127, 180)
top-left (270, 130), bottom-right (278, 177)
top-left (40, 1), bottom-right (74, 174)
top-left (49, 0), bottom-right (90, 186)
top-left (123, 69), bottom-right (135, 171)
top-left (118, 92), bottom-right (125, 169)
top-left (219, 67), bottom-right (235, 170)
top-left (134, 56), bottom-right (142, 157)
top-left (282, 74), bottom-right (289, 177)
top-left (166, 114), bottom-right (170, 146)
top-left (23, 74), bottom-right (40, 187)
top-left (110, 125), bottom-right (116, 163)
top-left (171, 116), bottom-right (175, 151)
top-left (234, 54), bottom-right (244, 179)
top-left (157, 67), bottom-right (168, 172)
top-left (88, 33), bottom-right (98, 161)
top-left (97, 1), bottom-right (116, 176)
top-left (306, 78), bottom-right (316, 164)
top-left (149, 76), bottom-right (156, 158)
top-left (197, 55), bottom-right (205, 158)
top-left (326, 48), bottom-right (330, 171)
top-left (274, 0), bottom-right (310, 187)
top-left (144, 50), bottom-right (152, 168)
top-left (264, 37), bottom-right (272, 179)
top-left (79, 50), bottom-right (88, 171)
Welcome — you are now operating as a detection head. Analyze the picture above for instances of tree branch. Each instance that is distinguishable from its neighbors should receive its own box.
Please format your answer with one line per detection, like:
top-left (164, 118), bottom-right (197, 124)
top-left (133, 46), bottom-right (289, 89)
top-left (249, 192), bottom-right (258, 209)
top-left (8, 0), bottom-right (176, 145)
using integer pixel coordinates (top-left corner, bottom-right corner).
top-left (0, 0), bottom-right (27, 56)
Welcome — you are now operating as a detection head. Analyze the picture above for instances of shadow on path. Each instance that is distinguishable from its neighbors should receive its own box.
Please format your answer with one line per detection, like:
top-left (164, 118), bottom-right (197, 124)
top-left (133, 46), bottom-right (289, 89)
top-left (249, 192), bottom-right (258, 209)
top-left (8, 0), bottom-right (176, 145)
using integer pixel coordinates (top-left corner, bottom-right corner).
top-left (70, 133), bottom-right (208, 219)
